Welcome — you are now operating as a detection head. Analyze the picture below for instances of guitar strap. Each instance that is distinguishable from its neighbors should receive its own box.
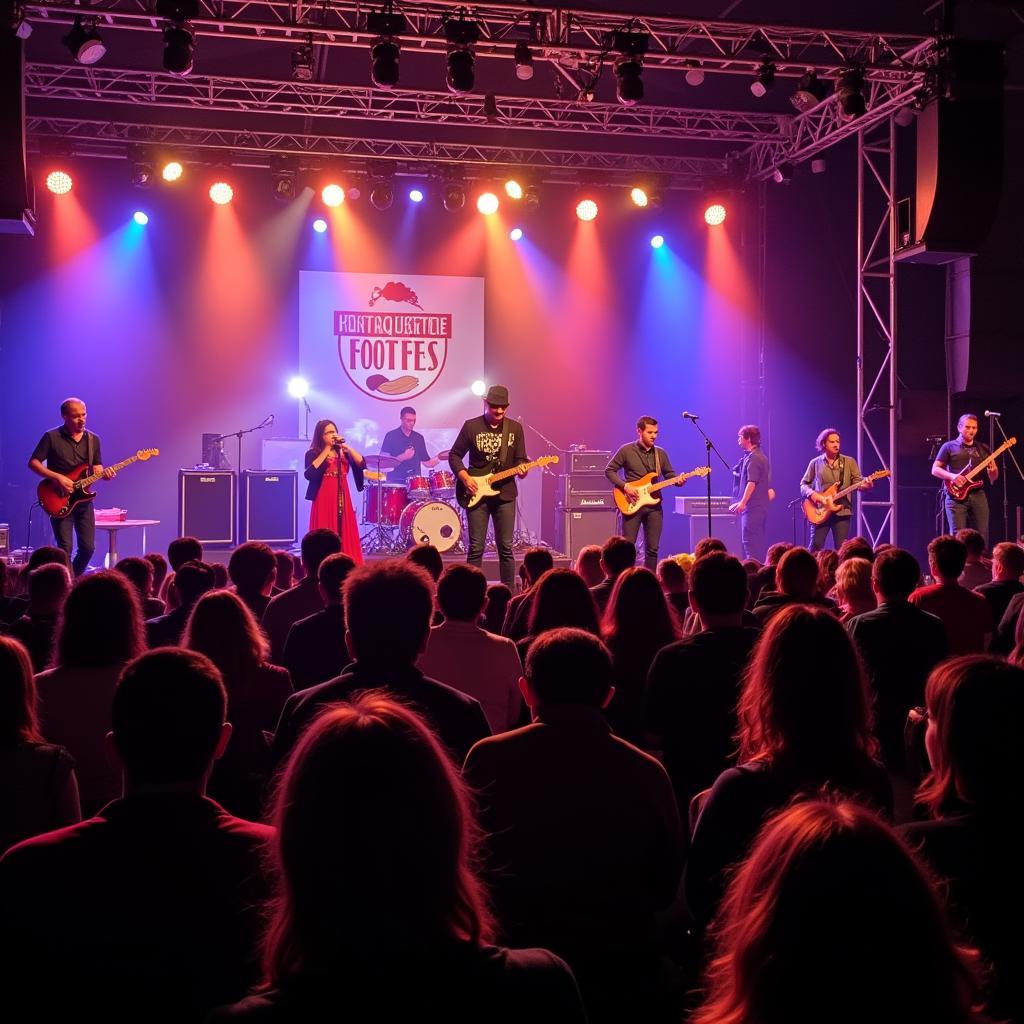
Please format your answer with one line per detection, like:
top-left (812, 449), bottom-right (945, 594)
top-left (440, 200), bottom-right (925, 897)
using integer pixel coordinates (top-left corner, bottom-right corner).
top-left (86, 431), bottom-right (94, 473)
top-left (655, 446), bottom-right (661, 479)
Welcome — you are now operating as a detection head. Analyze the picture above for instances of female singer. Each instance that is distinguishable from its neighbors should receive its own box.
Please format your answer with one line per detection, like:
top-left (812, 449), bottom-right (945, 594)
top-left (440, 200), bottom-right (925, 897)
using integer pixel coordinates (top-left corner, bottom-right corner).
top-left (304, 419), bottom-right (365, 564)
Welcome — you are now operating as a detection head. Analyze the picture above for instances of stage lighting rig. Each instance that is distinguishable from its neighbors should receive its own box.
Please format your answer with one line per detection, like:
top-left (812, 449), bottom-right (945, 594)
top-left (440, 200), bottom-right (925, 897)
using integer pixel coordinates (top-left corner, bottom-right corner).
top-left (790, 70), bottom-right (828, 113)
top-left (129, 150), bottom-right (155, 189)
top-left (292, 42), bottom-right (314, 82)
top-left (684, 61), bottom-right (704, 87)
top-left (46, 170), bottom-right (73, 196)
top-left (370, 176), bottom-right (395, 211)
top-left (62, 16), bottom-right (106, 65)
top-left (612, 30), bottom-right (648, 107)
top-left (514, 41), bottom-right (535, 81)
top-left (750, 59), bottom-right (775, 98)
top-left (368, 7), bottom-right (405, 89)
top-left (161, 160), bottom-right (184, 182)
top-left (521, 184), bottom-right (540, 213)
top-left (837, 66), bottom-right (866, 120)
top-left (271, 159), bottom-right (298, 203)
top-left (157, 0), bottom-right (197, 77)
top-left (443, 183), bottom-right (466, 212)
top-left (444, 17), bottom-right (480, 94)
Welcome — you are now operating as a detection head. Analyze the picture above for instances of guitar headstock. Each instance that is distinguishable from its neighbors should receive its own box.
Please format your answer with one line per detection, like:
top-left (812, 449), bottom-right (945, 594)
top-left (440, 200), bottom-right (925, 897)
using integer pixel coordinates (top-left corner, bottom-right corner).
top-left (685, 466), bottom-right (711, 478)
top-left (870, 469), bottom-right (891, 480)
top-left (136, 448), bottom-right (160, 461)
top-left (537, 455), bottom-right (559, 467)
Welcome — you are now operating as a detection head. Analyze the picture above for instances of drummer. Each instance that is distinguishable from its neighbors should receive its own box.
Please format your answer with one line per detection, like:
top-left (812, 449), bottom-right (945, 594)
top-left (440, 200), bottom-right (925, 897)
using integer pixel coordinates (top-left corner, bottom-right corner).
top-left (380, 406), bottom-right (440, 486)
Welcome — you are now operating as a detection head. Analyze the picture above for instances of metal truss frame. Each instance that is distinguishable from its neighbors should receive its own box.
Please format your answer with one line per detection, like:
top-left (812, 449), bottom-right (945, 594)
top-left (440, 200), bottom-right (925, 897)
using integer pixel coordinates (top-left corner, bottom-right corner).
top-left (855, 116), bottom-right (898, 545)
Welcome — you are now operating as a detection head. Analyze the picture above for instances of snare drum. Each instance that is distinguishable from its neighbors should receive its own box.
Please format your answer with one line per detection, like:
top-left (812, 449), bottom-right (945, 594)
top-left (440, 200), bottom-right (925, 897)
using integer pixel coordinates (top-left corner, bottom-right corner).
top-left (406, 475), bottom-right (430, 499)
top-left (365, 483), bottom-right (406, 526)
top-left (399, 500), bottom-right (462, 553)
top-left (428, 469), bottom-right (456, 498)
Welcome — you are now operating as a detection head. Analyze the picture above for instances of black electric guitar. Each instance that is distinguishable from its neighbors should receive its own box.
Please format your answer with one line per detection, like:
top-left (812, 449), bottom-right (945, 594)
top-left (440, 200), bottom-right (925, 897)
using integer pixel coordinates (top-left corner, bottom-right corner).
top-left (456, 456), bottom-right (559, 510)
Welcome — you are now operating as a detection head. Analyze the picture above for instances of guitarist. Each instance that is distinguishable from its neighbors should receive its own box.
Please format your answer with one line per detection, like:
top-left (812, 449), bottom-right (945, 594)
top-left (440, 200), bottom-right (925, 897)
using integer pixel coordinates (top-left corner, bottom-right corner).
top-left (448, 385), bottom-right (528, 589)
top-left (931, 413), bottom-right (998, 545)
top-left (28, 398), bottom-right (116, 576)
top-left (800, 428), bottom-right (872, 552)
top-left (605, 416), bottom-right (679, 571)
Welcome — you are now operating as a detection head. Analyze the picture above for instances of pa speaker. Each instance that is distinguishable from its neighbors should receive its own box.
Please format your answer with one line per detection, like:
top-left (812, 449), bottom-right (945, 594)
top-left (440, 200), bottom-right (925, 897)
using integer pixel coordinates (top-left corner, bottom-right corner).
top-left (0, 31), bottom-right (34, 235)
top-left (240, 470), bottom-right (298, 545)
top-left (556, 508), bottom-right (618, 560)
top-left (178, 470), bottom-right (236, 546)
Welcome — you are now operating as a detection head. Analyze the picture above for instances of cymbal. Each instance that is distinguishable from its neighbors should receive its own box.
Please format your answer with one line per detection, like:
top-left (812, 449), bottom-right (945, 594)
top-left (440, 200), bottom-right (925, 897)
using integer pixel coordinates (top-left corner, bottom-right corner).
top-left (364, 454), bottom-right (400, 467)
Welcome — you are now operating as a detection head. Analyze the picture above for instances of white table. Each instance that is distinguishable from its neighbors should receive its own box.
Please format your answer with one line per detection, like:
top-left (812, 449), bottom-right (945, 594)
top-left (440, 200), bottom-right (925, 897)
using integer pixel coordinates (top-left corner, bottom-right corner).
top-left (95, 518), bottom-right (160, 567)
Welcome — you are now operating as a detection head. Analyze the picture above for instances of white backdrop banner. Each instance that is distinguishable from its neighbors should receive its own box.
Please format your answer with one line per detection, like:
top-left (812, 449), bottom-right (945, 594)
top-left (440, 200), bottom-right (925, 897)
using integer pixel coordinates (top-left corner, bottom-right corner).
top-left (298, 270), bottom-right (485, 453)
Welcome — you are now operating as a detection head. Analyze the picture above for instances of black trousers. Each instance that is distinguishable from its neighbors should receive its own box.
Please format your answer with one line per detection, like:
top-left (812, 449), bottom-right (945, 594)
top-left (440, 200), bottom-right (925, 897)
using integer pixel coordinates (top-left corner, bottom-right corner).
top-left (621, 504), bottom-right (662, 571)
top-left (467, 495), bottom-right (517, 588)
top-left (945, 490), bottom-right (989, 547)
top-left (809, 513), bottom-right (852, 552)
top-left (51, 501), bottom-right (96, 576)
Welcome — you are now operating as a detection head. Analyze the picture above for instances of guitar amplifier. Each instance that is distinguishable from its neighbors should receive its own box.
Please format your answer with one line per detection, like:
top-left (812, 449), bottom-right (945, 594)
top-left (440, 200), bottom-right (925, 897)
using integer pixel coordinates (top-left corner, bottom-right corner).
top-left (240, 470), bottom-right (298, 545)
top-left (0, 523), bottom-right (8, 561)
top-left (560, 473), bottom-right (614, 510)
top-left (566, 450), bottom-right (612, 474)
top-left (674, 495), bottom-right (734, 516)
top-left (178, 470), bottom-right (236, 547)
top-left (556, 508), bottom-right (619, 560)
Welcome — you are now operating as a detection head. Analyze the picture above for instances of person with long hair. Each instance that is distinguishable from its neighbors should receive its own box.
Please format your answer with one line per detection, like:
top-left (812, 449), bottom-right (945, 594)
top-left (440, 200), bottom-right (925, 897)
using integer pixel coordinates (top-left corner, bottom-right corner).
top-left (518, 568), bottom-right (601, 663)
top-left (901, 656), bottom-right (1024, 1021)
top-left (601, 567), bottom-right (679, 743)
top-left (183, 590), bottom-right (292, 819)
top-left (210, 694), bottom-right (586, 1022)
top-left (0, 636), bottom-right (80, 853)
top-left (685, 604), bottom-right (891, 929)
top-left (303, 418), bottom-right (365, 565)
top-left (36, 571), bottom-right (146, 815)
top-left (694, 800), bottom-right (988, 1024)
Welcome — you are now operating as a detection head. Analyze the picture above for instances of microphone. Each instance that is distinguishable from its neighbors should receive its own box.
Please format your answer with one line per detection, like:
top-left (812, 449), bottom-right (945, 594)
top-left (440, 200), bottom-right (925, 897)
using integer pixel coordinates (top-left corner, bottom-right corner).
top-left (267, 413), bottom-right (274, 425)
top-left (681, 411), bottom-right (699, 421)
top-left (984, 410), bottom-right (1001, 417)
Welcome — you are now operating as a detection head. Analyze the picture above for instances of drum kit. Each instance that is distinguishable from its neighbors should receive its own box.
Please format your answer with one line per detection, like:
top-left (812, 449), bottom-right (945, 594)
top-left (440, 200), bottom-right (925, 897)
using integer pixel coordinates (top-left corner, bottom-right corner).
top-left (361, 452), bottom-right (465, 553)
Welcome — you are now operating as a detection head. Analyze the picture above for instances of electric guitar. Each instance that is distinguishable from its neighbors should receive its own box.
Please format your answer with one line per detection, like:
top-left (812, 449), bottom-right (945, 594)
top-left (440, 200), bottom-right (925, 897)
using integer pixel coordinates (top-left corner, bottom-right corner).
top-left (802, 469), bottom-right (890, 526)
top-left (944, 437), bottom-right (1016, 501)
top-left (37, 449), bottom-right (160, 518)
top-left (613, 466), bottom-right (711, 517)
top-left (456, 455), bottom-right (559, 510)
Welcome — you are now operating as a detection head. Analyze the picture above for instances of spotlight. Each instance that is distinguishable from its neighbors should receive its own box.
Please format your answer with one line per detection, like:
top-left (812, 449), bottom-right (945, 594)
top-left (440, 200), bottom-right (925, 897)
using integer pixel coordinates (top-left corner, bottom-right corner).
top-left (514, 40), bottom-right (534, 81)
top-left (650, 234), bottom-right (664, 249)
top-left (130, 157), bottom-right (155, 189)
top-left (287, 376), bottom-right (310, 399)
top-left (445, 17), bottom-right (479, 94)
top-left (522, 184), bottom-right (540, 212)
top-left (750, 59), bottom-right (775, 98)
top-left (163, 25), bottom-right (195, 76)
top-left (62, 16), bottom-right (106, 66)
top-left (161, 160), bottom-right (183, 182)
top-left (272, 162), bottom-right (297, 204)
top-left (684, 60), bottom-right (704, 87)
top-left (477, 192), bottom-right (499, 215)
top-left (510, 227), bottom-right (523, 241)
top-left (790, 70), bottom-right (828, 112)
top-left (133, 211), bottom-right (149, 226)
top-left (894, 105), bottom-right (916, 128)
top-left (209, 181), bottom-right (234, 205)
top-left (630, 187), bottom-right (649, 208)
top-left (576, 199), bottom-right (598, 222)
top-left (409, 188), bottom-right (424, 203)
top-left (612, 30), bottom-right (647, 106)
top-left (704, 203), bottom-right (726, 226)
top-left (504, 179), bottom-right (523, 200)
top-left (771, 163), bottom-right (794, 185)
top-left (837, 67), bottom-right (866, 120)
top-left (443, 184), bottom-right (466, 212)
top-left (291, 45), bottom-right (314, 82)
top-left (46, 170), bottom-right (73, 196)
top-left (313, 218), bottom-right (328, 233)
top-left (371, 39), bottom-right (400, 89)
top-left (346, 185), bottom-right (362, 201)
top-left (370, 179), bottom-right (395, 211)
top-left (321, 184), bottom-right (345, 207)
top-left (14, 13), bottom-right (32, 40)
top-left (471, 379), bottom-right (487, 397)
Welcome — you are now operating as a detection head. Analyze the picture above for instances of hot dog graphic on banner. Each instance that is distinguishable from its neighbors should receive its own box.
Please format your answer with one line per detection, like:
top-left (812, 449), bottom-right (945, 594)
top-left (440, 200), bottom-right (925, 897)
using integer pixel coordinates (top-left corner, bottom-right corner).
top-left (299, 271), bottom-right (484, 454)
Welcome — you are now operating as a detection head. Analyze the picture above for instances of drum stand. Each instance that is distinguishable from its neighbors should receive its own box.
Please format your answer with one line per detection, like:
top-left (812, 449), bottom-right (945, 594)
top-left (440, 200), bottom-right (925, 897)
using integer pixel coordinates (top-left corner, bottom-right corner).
top-left (360, 456), bottom-right (404, 554)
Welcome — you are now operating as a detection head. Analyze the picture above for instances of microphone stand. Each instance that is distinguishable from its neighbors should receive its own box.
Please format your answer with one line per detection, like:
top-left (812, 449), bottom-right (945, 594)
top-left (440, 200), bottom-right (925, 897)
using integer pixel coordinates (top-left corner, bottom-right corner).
top-left (213, 415), bottom-right (275, 475)
top-left (684, 416), bottom-right (733, 538)
top-left (519, 417), bottom-right (573, 552)
top-left (787, 497), bottom-right (803, 546)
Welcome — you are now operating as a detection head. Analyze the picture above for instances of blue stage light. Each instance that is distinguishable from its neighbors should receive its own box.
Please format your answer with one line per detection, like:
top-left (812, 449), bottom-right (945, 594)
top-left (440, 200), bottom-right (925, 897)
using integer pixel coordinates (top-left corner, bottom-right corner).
top-left (133, 211), bottom-right (149, 225)
top-left (313, 218), bottom-right (328, 233)
top-left (509, 227), bottom-right (523, 241)
top-left (409, 188), bottom-right (424, 203)
top-left (650, 234), bottom-right (665, 249)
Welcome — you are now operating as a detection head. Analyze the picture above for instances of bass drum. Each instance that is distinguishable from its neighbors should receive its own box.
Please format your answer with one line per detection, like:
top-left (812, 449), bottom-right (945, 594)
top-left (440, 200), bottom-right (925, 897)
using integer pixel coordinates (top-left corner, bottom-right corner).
top-left (399, 500), bottom-right (462, 553)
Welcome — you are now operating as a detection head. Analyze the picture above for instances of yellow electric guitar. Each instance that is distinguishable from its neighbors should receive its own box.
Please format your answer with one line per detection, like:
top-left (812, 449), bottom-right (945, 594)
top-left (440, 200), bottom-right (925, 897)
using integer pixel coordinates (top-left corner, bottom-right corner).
top-left (614, 466), bottom-right (711, 517)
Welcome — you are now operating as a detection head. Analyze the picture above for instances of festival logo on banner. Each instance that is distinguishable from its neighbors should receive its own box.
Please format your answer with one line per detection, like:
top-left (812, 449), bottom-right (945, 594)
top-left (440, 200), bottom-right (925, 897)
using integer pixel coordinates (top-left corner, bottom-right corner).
top-left (335, 281), bottom-right (452, 402)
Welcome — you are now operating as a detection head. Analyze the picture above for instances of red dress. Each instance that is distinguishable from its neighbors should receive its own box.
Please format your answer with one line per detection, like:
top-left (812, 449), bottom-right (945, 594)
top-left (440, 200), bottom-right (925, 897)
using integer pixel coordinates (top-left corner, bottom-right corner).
top-left (308, 454), bottom-right (364, 564)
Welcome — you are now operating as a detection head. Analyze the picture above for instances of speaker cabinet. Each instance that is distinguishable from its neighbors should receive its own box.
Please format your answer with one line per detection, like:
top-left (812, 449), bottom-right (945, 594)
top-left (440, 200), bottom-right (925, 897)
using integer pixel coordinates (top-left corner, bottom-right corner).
top-left (240, 470), bottom-right (298, 545)
top-left (178, 470), bottom-right (236, 546)
top-left (682, 514), bottom-right (743, 557)
top-left (556, 508), bottom-right (619, 560)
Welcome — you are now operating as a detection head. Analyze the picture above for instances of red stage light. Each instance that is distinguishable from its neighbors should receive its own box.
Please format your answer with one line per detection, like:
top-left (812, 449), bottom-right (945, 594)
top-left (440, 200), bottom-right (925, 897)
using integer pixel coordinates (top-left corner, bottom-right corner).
top-left (209, 181), bottom-right (234, 205)
top-left (704, 203), bottom-right (727, 226)
top-left (576, 198), bottom-right (598, 222)
top-left (46, 170), bottom-right (73, 195)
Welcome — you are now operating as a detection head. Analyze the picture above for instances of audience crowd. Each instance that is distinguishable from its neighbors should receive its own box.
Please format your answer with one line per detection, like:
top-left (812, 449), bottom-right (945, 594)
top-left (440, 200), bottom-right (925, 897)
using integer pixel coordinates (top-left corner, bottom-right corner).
top-left (2, 526), bottom-right (1022, 1022)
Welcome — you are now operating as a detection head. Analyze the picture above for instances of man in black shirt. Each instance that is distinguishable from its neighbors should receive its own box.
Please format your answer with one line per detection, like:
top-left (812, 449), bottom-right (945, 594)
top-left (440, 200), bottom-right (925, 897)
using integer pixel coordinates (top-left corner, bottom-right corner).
top-left (605, 416), bottom-right (679, 571)
top-left (379, 405), bottom-right (440, 486)
top-left (932, 413), bottom-right (998, 545)
top-left (448, 385), bottom-right (528, 589)
top-left (28, 398), bottom-right (115, 576)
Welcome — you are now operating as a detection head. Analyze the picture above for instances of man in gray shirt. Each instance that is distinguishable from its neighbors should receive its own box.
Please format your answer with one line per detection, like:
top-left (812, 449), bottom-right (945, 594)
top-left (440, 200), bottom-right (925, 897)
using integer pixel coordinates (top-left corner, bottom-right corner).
top-left (800, 427), bottom-right (872, 551)
top-left (605, 416), bottom-right (681, 571)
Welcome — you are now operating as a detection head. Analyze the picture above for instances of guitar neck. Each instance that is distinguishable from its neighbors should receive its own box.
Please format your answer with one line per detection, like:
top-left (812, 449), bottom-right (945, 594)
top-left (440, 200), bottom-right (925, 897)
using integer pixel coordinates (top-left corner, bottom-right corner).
top-left (647, 475), bottom-right (683, 495)
top-left (79, 454), bottom-right (139, 488)
top-left (963, 441), bottom-right (1011, 481)
top-left (488, 459), bottom-right (543, 485)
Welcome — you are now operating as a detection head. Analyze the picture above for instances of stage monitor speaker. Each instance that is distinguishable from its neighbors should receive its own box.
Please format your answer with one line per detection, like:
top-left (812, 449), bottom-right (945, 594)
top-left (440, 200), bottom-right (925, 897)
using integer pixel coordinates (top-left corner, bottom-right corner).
top-left (178, 470), bottom-right (236, 547)
top-left (556, 508), bottom-right (618, 560)
top-left (240, 470), bottom-right (298, 545)
top-left (0, 32), bottom-right (34, 235)
top-left (684, 514), bottom-right (743, 558)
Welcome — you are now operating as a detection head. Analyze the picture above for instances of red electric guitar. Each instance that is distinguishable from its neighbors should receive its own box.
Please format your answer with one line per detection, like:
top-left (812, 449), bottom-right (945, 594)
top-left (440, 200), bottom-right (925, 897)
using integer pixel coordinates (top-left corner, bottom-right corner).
top-left (944, 437), bottom-right (1016, 501)
top-left (37, 449), bottom-right (160, 518)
